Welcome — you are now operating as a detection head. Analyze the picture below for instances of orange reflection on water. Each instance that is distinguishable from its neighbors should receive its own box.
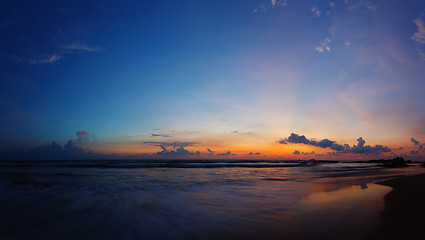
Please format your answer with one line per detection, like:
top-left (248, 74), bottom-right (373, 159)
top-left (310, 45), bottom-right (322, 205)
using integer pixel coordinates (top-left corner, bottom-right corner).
top-left (295, 182), bottom-right (392, 239)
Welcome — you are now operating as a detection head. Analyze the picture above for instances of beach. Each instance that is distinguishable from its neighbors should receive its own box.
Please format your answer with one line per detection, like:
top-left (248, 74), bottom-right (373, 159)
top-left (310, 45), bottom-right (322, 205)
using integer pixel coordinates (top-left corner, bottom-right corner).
top-left (0, 161), bottom-right (424, 240)
top-left (365, 173), bottom-right (425, 240)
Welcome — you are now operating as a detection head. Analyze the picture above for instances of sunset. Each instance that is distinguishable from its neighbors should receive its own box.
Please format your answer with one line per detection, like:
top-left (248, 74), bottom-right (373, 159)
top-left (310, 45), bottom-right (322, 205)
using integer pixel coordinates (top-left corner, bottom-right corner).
top-left (1, 1), bottom-right (425, 239)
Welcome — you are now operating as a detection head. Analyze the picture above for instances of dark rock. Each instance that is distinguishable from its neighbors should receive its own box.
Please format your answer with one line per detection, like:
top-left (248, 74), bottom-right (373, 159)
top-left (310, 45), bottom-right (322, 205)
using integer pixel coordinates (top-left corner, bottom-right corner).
top-left (377, 157), bottom-right (409, 168)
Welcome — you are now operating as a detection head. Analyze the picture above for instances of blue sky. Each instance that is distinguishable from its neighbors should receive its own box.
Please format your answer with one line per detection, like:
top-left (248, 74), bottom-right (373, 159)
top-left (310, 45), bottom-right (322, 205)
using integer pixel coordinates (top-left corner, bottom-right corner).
top-left (1, 0), bottom-right (425, 160)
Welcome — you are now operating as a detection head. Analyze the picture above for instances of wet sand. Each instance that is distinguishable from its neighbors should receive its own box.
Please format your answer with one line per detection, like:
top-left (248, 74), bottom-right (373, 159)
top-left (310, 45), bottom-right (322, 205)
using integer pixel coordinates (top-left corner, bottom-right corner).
top-left (365, 173), bottom-right (425, 240)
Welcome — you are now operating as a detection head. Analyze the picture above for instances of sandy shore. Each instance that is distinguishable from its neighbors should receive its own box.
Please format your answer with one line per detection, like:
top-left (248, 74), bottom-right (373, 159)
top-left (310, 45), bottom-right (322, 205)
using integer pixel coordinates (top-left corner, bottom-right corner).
top-left (364, 173), bottom-right (425, 240)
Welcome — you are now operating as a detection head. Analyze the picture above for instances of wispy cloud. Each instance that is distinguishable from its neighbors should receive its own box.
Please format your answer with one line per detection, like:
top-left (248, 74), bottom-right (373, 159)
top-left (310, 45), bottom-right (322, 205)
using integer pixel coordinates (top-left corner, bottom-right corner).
top-left (151, 134), bottom-right (171, 138)
top-left (144, 141), bottom-right (197, 148)
top-left (11, 43), bottom-right (100, 65)
top-left (62, 44), bottom-right (101, 52)
top-left (311, 6), bottom-right (322, 17)
top-left (315, 38), bottom-right (331, 53)
top-left (254, 0), bottom-right (287, 13)
top-left (253, 4), bottom-right (266, 13)
top-left (272, 0), bottom-right (287, 7)
top-left (412, 16), bottom-right (425, 44)
top-left (411, 15), bottom-right (425, 60)
top-left (11, 54), bottom-right (62, 64)
top-left (345, 0), bottom-right (376, 11)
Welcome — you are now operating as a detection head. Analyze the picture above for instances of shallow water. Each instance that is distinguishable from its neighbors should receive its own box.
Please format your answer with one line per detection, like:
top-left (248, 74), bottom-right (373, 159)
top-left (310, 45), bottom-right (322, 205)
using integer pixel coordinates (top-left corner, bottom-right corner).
top-left (0, 161), bottom-right (423, 239)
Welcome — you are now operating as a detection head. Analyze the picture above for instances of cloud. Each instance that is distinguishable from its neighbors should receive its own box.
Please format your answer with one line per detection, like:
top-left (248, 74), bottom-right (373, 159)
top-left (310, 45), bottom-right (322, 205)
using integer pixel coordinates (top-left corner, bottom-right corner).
top-left (409, 137), bottom-right (424, 155)
top-left (219, 119), bottom-right (227, 122)
top-left (311, 6), bottom-right (322, 17)
top-left (271, 0), bottom-right (287, 7)
top-left (10, 43), bottom-right (100, 65)
top-left (253, 4), bottom-right (266, 13)
top-left (217, 151), bottom-right (235, 156)
top-left (76, 130), bottom-right (89, 137)
top-left (254, 0), bottom-right (287, 13)
top-left (11, 54), bottom-right (62, 64)
top-left (62, 44), bottom-right (101, 52)
top-left (207, 148), bottom-right (215, 156)
top-left (248, 152), bottom-right (261, 155)
top-left (412, 15), bottom-right (425, 51)
top-left (2, 140), bottom-right (102, 160)
top-left (144, 141), bottom-right (197, 148)
top-left (145, 141), bottom-right (198, 157)
top-left (156, 146), bottom-right (196, 157)
top-left (151, 134), bottom-right (171, 138)
top-left (280, 133), bottom-right (392, 155)
top-left (76, 130), bottom-right (92, 147)
top-left (411, 137), bottom-right (420, 146)
top-left (346, 0), bottom-right (376, 11)
top-left (292, 149), bottom-right (314, 156)
top-left (316, 38), bottom-right (331, 53)
top-left (10, 43), bottom-right (101, 64)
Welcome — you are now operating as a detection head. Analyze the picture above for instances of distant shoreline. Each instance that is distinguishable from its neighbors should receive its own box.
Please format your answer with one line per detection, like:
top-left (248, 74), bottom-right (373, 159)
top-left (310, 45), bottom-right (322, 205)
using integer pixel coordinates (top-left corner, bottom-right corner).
top-left (365, 173), bottom-right (425, 239)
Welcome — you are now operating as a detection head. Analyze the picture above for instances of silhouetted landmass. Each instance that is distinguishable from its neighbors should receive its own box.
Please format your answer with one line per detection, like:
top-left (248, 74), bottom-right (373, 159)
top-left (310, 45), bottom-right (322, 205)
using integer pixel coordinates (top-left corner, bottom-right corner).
top-left (376, 157), bottom-right (409, 168)
top-left (354, 157), bottom-right (410, 168)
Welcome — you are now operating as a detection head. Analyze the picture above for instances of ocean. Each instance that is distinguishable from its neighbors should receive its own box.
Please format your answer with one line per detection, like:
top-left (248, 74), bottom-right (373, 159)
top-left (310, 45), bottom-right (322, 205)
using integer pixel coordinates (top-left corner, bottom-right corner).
top-left (0, 160), bottom-right (424, 240)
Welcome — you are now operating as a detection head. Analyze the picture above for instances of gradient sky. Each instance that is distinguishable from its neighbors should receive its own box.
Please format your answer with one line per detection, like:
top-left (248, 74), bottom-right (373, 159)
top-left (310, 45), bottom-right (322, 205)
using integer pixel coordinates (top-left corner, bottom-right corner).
top-left (1, 0), bottom-right (425, 160)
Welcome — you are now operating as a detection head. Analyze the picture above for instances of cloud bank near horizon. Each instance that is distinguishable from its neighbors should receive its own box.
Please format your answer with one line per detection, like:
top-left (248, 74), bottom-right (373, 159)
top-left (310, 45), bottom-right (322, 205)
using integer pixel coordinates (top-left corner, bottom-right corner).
top-left (279, 133), bottom-right (392, 155)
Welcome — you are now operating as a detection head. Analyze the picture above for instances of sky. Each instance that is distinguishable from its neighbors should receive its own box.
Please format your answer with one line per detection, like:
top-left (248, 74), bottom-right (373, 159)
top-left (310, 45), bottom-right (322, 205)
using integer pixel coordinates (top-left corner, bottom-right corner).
top-left (1, 0), bottom-right (425, 160)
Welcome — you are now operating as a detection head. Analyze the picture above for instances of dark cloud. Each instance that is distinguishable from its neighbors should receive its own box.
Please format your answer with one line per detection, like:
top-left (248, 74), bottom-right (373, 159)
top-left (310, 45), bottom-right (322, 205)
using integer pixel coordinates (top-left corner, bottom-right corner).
top-left (409, 137), bottom-right (424, 155)
top-left (217, 151), bottom-right (235, 156)
top-left (76, 129), bottom-right (92, 146)
top-left (151, 134), bottom-right (171, 137)
top-left (156, 146), bottom-right (196, 157)
top-left (207, 148), bottom-right (215, 156)
top-left (279, 133), bottom-right (310, 145)
top-left (248, 152), bottom-right (261, 155)
top-left (76, 130), bottom-right (89, 137)
top-left (148, 141), bottom-right (198, 157)
top-left (315, 139), bottom-right (335, 148)
top-left (280, 133), bottom-right (392, 155)
top-left (2, 140), bottom-right (100, 160)
top-left (293, 150), bottom-right (300, 155)
top-left (302, 151), bottom-right (315, 155)
top-left (411, 138), bottom-right (420, 146)
top-left (410, 149), bottom-right (420, 155)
